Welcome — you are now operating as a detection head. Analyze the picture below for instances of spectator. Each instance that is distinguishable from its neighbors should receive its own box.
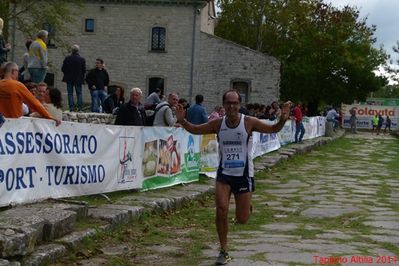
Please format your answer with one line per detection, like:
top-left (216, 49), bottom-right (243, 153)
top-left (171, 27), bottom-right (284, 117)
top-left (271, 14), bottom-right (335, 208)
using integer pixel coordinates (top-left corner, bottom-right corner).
top-left (376, 115), bottom-right (384, 135)
top-left (264, 105), bottom-right (272, 120)
top-left (21, 40), bottom-right (32, 83)
top-left (31, 87), bottom-right (63, 121)
top-left (115, 87), bottom-right (146, 126)
top-left (349, 107), bottom-right (357, 134)
top-left (326, 107), bottom-right (340, 130)
top-left (145, 88), bottom-right (161, 110)
top-left (0, 18), bottom-right (11, 65)
top-left (208, 105), bottom-right (225, 121)
top-left (384, 116), bottom-right (391, 133)
top-left (25, 82), bottom-right (38, 98)
top-left (372, 115), bottom-right (378, 133)
top-left (85, 58), bottom-right (109, 113)
top-left (23, 82), bottom-right (38, 115)
top-left (256, 104), bottom-right (267, 119)
top-left (177, 98), bottom-right (190, 118)
top-left (293, 101), bottom-right (305, 143)
top-left (36, 82), bottom-right (48, 104)
top-left (0, 62), bottom-right (60, 125)
top-left (187, 94), bottom-right (208, 125)
top-left (269, 101), bottom-right (281, 121)
top-left (239, 105), bottom-right (249, 115)
top-left (62, 44), bottom-right (86, 112)
top-left (0, 112), bottom-right (4, 128)
top-left (153, 92), bottom-right (179, 127)
top-left (246, 103), bottom-right (255, 116)
top-left (27, 30), bottom-right (48, 83)
top-left (103, 86), bottom-right (125, 114)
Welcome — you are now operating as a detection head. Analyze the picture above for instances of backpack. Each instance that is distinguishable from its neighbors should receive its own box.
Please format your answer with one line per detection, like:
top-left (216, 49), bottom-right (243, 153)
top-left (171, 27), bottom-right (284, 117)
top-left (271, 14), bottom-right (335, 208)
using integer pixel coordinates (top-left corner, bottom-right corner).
top-left (146, 103), bottom-right (171, 126)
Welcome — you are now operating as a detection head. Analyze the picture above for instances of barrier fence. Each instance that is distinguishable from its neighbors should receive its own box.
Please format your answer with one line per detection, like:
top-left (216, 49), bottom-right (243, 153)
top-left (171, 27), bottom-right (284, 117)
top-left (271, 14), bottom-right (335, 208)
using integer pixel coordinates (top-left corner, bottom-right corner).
top-left (0, 116), bottom-right (325, 207)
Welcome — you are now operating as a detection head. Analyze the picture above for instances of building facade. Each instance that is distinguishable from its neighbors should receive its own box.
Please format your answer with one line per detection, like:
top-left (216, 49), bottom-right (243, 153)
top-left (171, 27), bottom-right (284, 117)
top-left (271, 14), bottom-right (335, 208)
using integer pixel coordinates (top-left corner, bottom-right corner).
top-left (11, 0), bottom-right (280, 111)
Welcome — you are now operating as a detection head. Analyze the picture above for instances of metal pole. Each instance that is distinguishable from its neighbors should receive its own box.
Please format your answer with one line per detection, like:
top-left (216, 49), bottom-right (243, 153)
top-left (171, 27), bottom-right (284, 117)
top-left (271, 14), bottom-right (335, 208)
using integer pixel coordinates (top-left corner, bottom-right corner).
top-left (189, 5), bottom-right (198, 104)
top-left (11, 1), bottom-right (16, 61)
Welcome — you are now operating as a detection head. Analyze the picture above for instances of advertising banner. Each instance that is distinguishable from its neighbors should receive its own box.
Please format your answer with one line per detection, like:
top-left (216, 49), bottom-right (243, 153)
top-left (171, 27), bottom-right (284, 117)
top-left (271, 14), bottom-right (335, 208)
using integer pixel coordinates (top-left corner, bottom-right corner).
top-left (277, 120), bottom-right (295, 145)
top-left (0, 116), bottom-right (326, 206)
top-left (141, 127), bottom-right (201, 191)
top-left (341, 104), bottom-right (398, 130)
top-left (252, 132), bottom-right (281, 158)
top-left (0, 118), bottom-right (200, 206)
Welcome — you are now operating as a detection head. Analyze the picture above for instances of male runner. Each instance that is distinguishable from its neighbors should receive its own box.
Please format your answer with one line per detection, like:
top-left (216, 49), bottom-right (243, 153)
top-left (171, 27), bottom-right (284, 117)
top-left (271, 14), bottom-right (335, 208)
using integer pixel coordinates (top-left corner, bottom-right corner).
top-left (176, 89), bottom-right (291, 265)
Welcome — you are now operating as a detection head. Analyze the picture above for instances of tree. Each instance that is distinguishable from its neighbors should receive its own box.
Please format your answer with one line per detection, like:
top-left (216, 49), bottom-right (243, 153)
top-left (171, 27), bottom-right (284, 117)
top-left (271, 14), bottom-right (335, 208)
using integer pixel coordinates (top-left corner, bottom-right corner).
top-left (0, 0), bottom-right (82, 50)
top-left (372, 84), bottom-right (399, 98)
top-left (216, 0), bottom-right (388, 114)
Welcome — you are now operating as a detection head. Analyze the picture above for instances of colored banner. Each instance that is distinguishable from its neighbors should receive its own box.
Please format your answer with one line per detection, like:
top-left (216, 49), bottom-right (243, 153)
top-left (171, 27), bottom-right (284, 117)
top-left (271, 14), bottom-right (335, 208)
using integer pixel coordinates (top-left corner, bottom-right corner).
top-left (362, 98), bottom-right (399, 106)
top-left (341, 104), bottom-right (399, 129)
top-left (0, 116), bottom-right (326, 206)
top-left (0, 118), bottom-right (200, 207)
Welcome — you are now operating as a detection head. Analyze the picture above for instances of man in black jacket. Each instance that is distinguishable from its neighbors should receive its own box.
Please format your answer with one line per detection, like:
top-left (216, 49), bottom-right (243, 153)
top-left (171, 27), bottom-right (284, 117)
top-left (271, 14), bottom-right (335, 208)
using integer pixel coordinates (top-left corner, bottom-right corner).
top-left (115, 87), bottom-right (147, 126)
top-left (61, 44), bottom-right (86, 111)
top-left (85, 58), bottom-right (109, 113)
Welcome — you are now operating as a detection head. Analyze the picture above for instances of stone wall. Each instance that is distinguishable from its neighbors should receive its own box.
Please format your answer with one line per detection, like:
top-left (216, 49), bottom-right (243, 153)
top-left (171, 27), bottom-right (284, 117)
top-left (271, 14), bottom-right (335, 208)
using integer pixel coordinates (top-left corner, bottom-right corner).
top-left (197, 32), bottom-right (280, 112)
top-left (11, 1), bottom-right (281, 114)
top-left (62, 111), bottom-right (115, 124)
top-left (11, 2), bottom-right (201, 102)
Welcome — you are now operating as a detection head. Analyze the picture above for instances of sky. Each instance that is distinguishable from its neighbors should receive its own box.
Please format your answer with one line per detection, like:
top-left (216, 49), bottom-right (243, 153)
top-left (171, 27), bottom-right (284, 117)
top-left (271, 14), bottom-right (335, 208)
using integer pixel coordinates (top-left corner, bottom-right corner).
top-left (326, 0), bottom-right (398, 64)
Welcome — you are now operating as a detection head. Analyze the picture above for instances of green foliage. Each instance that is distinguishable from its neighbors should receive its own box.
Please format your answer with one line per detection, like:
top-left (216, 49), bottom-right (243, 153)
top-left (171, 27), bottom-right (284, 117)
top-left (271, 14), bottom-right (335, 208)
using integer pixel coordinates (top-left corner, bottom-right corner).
top-left (372, 85), bottom-right (399, 98)
top-left (216, 0), bottom-right (388, 114)
top-left (0, 0), bottom-right (82, 48)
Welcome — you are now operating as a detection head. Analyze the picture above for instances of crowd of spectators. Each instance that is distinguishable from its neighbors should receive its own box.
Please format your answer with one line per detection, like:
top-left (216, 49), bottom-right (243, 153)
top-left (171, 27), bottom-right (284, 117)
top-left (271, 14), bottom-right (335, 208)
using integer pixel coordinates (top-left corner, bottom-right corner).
top-left (0, 25), bottom-right (343, 133)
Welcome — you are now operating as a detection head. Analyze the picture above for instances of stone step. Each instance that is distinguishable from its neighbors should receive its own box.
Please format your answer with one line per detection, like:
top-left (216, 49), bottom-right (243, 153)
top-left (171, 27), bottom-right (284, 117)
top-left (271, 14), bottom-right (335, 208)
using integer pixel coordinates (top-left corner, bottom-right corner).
top-left (0, 202), bottom-right (86, 258)
top-left (88, 205), bottom-right (145, 229)
top-left (22, 244), bottom-right (67, 266)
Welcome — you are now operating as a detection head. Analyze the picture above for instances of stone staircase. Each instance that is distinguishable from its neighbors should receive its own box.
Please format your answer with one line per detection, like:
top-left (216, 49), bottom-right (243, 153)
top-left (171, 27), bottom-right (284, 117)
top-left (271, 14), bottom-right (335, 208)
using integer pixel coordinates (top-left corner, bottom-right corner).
top-left (0, 182), bottom-right (215, 266)
top-left (0, 130), bottom-right (345, 266)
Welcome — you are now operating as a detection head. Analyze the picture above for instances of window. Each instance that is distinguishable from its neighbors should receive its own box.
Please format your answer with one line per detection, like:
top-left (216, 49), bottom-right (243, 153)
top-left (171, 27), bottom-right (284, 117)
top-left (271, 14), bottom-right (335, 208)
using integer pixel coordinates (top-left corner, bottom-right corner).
top-left (42, 22), bottom-right (56, 48)
top-left (232, 81), bottom-right (250, 104)
top-left (151, 27), bottom-right (166, 51)
top-left (85, 19), bottom-right (95, 32)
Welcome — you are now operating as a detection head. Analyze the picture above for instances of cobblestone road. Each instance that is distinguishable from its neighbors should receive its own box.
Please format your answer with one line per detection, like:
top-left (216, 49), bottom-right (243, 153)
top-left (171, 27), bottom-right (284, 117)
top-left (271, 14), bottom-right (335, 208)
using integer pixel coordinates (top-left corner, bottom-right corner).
top-left (200, 132), bottom-right (399, 266)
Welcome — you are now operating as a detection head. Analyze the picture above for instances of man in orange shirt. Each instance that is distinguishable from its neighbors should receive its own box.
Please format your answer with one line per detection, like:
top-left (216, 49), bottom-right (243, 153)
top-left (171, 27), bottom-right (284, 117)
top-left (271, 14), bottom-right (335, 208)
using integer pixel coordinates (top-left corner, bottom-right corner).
top-left (0, 62), bottom-right (60, 125)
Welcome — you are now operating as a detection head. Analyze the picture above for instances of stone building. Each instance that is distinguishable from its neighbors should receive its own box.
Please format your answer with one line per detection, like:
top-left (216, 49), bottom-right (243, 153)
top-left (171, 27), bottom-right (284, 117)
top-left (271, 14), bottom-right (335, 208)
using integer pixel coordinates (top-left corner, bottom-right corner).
top-left (11, 0), bottom-right (280, 111)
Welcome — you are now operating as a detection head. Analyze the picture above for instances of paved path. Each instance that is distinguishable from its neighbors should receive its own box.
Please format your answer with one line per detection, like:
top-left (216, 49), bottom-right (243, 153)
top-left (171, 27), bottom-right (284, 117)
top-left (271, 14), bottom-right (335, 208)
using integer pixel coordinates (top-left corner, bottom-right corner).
top-left (199, 132), bottom-right (399, 265)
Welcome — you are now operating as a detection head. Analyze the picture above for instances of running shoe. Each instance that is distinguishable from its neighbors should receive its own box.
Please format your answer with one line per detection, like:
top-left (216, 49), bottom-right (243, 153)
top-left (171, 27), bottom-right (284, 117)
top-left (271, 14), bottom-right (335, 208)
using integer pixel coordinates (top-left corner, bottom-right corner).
top-left (215, 250), bottom-right (232, 265)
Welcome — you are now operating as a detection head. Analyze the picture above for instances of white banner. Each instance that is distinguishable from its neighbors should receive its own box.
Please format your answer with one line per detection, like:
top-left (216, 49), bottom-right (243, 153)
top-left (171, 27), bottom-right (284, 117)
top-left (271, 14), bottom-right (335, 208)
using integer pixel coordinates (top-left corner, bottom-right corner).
top-left (341, 104), bottom-right (399, 129)
top-left (252, 119), bottom-right (281, 157)
top-left (0, 116), bottom-right (326, 206)
top-left (0, 118), bottom-right (200, 206)
top-left (303, 116), bottom-right (326, 139)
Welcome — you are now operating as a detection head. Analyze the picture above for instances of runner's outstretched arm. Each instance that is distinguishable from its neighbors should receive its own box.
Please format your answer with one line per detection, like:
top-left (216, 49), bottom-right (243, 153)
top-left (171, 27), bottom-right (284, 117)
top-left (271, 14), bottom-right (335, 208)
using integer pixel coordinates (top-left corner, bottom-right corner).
top-left (250, 101), bottom-right (292, 133)
top-left (176, 104), bottom-right (219, 135)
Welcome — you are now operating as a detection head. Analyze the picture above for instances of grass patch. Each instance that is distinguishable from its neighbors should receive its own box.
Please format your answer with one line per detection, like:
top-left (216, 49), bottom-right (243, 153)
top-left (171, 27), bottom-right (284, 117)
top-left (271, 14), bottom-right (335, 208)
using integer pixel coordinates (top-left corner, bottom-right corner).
top-left (249, 252), bottom-right (267, 261)
top-left (57, 134), bottom-right (399, 264)
top-left (380, 242), bottom-right (399, 256)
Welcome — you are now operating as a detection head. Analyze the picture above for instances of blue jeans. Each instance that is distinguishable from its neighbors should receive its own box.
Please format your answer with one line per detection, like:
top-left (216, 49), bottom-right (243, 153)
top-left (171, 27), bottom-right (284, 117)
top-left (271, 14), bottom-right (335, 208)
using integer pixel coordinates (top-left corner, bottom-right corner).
top-left (327, 118), bottom-right (339, 129)
top-left (28, 68), bottom-right (47, 83)
top-left (90, 89), bottom-right (107, 112)
top-left (66, 83), bottom-right (83, 111)
top-left (295, 122), bottom-right (305, 143)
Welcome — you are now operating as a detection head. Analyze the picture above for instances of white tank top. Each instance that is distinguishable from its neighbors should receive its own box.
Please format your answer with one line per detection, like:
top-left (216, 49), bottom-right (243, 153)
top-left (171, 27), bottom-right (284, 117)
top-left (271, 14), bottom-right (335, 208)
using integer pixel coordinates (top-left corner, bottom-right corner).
top-left (217, 114), bottom-right (253, 177)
